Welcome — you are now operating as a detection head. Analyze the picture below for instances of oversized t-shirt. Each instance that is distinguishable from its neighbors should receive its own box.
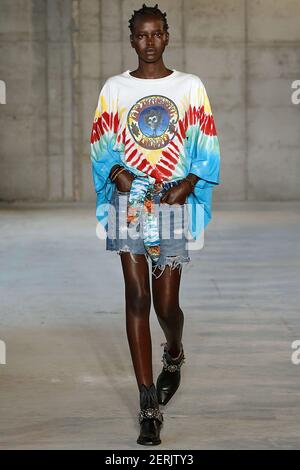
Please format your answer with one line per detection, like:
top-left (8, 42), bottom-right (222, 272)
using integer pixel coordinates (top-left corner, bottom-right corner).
top-left (90, 68), bottom-right (221, 240)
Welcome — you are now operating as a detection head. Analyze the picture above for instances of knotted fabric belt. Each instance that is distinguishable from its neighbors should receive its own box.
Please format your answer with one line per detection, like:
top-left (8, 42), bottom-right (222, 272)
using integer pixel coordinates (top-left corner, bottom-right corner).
top-left (126, 176), bottom-right (184, 263)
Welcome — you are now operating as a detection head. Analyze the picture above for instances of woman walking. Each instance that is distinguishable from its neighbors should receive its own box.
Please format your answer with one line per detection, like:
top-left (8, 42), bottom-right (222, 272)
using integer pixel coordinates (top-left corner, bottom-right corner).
top-left (90, 3), bottom-right (220, 446)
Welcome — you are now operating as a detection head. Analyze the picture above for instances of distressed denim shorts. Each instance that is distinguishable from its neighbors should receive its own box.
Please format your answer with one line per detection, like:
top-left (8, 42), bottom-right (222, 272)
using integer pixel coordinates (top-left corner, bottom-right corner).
top-left (106, 178), bottom-right (191, 279)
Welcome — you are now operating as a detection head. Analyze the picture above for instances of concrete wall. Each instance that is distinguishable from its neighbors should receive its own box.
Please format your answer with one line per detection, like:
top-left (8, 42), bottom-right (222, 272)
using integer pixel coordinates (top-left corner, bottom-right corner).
top-left (0, 0), bottom-right (299, 202)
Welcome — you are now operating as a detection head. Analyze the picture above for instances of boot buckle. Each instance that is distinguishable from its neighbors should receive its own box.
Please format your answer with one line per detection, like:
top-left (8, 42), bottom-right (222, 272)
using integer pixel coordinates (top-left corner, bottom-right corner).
top-left (138, 407), bottom-right (164, 424)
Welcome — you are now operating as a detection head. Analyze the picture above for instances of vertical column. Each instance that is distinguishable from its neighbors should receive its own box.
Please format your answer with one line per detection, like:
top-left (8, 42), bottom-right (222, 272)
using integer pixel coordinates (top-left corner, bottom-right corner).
top-left (71, 0), bottom-right (81, 201)
top-left (247, 0), bottom-right (300, 200)
top-left (47, 0), bottom-right (73, 201)
top-left (0, 0), bottom-right (48, 200)
top-left (61, 0), bottom-right (73, 200)
top-left (183, 0), bottom-right (247, 201)
top-left (77, 0), bottom-right (103, 201)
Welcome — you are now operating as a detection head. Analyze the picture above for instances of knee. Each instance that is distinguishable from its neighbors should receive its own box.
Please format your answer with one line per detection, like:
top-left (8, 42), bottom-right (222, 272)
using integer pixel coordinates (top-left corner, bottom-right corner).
top-left (154, 303), bottom-right (181, 322)
top-left (126, 290), bottom-right (151, 317)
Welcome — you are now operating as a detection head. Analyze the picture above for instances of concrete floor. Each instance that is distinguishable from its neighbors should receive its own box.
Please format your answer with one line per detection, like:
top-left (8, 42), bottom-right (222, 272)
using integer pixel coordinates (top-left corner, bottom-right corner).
top-left (0, 201), bottom-right (300, 449)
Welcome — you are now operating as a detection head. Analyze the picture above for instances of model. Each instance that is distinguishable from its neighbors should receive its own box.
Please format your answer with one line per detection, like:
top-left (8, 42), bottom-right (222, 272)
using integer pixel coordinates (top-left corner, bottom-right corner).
top-left (90, 3), bottom-right (221, 446)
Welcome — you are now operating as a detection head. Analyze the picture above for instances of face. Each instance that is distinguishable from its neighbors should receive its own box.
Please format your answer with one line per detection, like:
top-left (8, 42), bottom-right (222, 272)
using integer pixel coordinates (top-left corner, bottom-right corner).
top-left (130, 15), bottom-right (169, 62)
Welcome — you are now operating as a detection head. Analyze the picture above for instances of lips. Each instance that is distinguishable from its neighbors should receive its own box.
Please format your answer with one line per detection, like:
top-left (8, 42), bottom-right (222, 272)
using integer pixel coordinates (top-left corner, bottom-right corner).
top-left (146, 49), bottom-right (156, 54)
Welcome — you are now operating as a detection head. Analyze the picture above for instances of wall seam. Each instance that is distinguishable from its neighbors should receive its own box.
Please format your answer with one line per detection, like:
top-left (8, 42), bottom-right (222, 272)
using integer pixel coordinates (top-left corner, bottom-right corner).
top-left (71, 0), bottom-right (80, 201)
top-left (45, 0), bottom-right (50, 200)
top-left (245, 0), bottom-right (249, 201)
top-left (182, 0), bottom-right (185, 71)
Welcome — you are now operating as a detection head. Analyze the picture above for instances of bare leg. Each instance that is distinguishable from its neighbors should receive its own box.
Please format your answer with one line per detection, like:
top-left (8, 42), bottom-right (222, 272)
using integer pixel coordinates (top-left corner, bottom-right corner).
top-left (119, 252), bottom-right (153, 388)
top-left (152, 264), bottom-right (184, 357)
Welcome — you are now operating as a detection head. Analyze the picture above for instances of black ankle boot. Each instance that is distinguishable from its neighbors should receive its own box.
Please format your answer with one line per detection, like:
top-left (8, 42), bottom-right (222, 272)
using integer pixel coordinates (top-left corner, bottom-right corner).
top-left (137, 383), bottom-right (163, 446)
top-left (156, 342), bottom-right (185, 406)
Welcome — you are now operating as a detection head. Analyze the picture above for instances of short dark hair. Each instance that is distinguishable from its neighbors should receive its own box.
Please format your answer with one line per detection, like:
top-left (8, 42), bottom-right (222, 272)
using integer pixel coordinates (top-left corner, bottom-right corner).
top-left (128, 3), bottom-right (169, 34)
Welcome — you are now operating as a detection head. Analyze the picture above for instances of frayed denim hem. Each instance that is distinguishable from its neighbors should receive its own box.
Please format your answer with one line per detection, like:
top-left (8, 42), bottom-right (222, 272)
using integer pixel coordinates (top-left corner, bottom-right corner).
top-left (151, 255), bottom-right (191, 279)
top-left (116, 246), bottom-right (147, 264)
top-left (115, 247), bottom-right (191, 279)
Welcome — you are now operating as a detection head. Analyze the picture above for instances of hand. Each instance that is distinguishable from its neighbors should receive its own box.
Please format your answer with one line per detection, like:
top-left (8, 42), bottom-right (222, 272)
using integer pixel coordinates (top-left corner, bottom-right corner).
top-left (160, 180), bottom-right (192, 205)
top-left (114, 168), bottom-right (135, 192)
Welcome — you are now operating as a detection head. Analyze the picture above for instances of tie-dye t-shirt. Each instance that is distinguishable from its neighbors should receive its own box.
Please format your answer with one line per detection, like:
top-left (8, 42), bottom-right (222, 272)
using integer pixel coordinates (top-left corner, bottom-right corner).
top-left (90, 69), bottom-right (221, 240)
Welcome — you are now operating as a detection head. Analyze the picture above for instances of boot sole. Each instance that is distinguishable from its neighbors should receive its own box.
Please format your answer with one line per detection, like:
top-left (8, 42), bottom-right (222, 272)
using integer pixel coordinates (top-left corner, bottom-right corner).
top-left (137, 437), bottom-right (161, 445)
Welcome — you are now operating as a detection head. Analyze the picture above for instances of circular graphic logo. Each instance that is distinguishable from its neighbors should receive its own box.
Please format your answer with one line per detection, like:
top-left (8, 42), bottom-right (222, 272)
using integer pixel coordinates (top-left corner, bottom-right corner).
top-left (127, 95), bottom-right (179, 150)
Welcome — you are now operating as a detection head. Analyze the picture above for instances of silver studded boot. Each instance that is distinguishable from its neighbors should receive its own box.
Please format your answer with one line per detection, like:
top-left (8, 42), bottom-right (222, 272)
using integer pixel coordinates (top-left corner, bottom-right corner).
top-left (137, 383), bottom-right (164, 445)
top-left (156, 342), bottom-right (185, 406)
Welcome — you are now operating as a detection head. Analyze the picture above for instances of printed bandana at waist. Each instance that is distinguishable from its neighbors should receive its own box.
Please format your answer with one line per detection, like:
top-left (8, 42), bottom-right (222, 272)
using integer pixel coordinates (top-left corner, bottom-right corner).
top-left (126, 176), bottom-right (184, 263)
